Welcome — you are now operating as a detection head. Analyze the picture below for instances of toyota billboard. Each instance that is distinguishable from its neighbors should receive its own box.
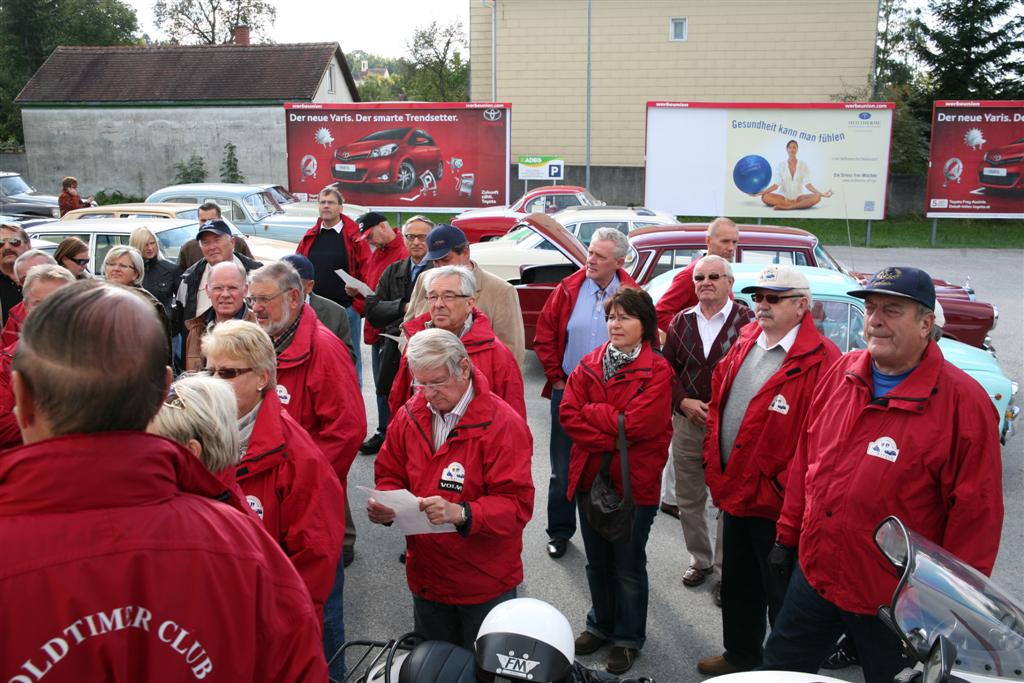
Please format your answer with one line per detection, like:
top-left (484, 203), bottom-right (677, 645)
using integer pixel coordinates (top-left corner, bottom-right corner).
top-left (284, 102), bottom-right (511, 212)
top-left (924, 100), bottom-right (1024, 219)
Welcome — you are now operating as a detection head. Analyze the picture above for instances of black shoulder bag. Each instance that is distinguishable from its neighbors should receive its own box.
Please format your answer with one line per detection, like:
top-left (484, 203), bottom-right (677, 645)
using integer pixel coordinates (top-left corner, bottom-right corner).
top-left (579, 413), bottom-right (635, 544)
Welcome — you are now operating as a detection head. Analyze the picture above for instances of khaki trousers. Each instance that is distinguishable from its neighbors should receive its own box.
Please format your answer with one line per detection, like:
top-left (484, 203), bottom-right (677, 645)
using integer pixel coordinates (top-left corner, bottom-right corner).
top-left (671, 412), bottom-right (723, 573)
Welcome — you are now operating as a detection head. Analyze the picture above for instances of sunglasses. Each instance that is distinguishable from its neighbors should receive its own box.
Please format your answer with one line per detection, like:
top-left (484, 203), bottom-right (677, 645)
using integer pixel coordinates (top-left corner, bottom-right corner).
top-left (69, 258), bottom-right (90, 267)
top-left (203, 367), bottom-right (254, 380)
top-left (751, 293), bottom-right (804, 304)
top-left (0, 238), bottom-right (24, 247)
top-left (693, 273), bottom-right (723, 282)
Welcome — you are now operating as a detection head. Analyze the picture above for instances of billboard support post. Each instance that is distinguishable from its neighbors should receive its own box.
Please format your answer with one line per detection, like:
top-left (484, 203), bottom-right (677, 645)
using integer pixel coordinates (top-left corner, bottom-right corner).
top-left (931, 218), bottom-right (938, 246)
top-left (865, 220), bottom-right (872, 247)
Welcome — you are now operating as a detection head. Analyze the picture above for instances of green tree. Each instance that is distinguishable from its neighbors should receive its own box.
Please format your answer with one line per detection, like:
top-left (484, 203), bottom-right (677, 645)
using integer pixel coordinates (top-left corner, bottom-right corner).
top-left (402, 21), bottom-right (469, 102)
top-left (872, 0), bottom-right (924, 97)
top-left (219, 142), bottom-right (245, 183)
top-left (0, 0), bottom-right (138, 143)
top-left (358, 74), bottom-right (406, 102)
top-left (152, 0), bottom-right (276, 45)
top-left (914, 0), bottom-right (1024, 99)
top-left (174, 154), bottom-right (208, 184)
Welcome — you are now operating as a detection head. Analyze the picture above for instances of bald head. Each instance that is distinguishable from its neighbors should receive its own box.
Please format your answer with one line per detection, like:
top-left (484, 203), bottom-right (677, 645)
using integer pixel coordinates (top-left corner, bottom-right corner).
top-left (13, 281), bottom-right (169, 437)
top-left (706, 217), bottom-right (739, 261)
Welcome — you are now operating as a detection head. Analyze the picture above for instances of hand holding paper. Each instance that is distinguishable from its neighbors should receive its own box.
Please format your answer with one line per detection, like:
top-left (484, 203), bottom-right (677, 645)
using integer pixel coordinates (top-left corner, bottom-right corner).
top-left (335, 269), bottom-right (374, 297)
top-left (358, 486), bottom-right (456, 535)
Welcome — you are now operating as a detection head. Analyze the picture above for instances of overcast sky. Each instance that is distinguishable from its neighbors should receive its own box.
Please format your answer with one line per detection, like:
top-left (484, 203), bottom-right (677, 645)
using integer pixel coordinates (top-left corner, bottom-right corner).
top-left (129, 0), bottom-right (470, 58)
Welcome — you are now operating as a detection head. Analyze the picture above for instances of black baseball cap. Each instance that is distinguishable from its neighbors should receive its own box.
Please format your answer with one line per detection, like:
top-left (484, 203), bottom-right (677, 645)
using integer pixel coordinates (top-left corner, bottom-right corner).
top-left (358, 211), bottom-right (388, 233)
top-left (425, 224), bottom-right (468, 262)
top-left (281, 253), bottom-right (315, 281)
top-left (848, 266), bottom-right (936, 310)
top-left (196, 219), bottom-right (232, 239)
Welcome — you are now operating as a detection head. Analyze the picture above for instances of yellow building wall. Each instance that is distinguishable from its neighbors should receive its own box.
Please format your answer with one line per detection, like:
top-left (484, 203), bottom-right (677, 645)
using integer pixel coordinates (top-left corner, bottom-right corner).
top-left (470, 0), bottom-right (878, 167)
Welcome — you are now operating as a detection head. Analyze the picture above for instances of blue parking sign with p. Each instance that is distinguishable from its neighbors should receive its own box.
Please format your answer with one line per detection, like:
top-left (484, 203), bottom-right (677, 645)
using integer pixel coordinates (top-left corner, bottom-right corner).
top-left (548, 162), bottom-right (564, 179)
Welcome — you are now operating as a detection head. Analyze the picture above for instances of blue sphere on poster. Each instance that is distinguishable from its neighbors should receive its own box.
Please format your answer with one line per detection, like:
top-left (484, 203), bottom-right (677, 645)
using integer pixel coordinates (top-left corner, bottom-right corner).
top-left (733, 155), bottom-right (772, 195)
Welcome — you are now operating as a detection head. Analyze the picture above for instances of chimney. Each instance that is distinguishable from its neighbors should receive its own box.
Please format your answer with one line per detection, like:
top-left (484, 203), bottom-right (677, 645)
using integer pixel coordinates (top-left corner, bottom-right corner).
top-left (232, 25), bottom-right (250, 45)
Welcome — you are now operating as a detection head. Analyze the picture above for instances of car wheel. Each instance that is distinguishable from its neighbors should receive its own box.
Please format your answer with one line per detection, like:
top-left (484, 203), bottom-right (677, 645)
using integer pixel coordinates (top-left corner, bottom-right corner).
top-left (436, 161), bottom-right (444, 181)
top-left (396, 161), bottom-right (416, 193)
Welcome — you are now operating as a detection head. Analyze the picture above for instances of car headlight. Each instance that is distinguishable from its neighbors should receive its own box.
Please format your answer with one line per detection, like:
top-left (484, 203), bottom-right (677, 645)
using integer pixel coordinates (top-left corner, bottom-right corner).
top-left (371, 144), bottom-right (398, 158)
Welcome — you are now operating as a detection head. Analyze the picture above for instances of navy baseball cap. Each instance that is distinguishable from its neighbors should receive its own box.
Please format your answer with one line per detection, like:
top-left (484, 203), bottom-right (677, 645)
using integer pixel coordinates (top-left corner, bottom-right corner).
top-left (196, 219), bottom-right (232, 239)
top-left (281, 253), bottom-right (315, 281)
top-left (357, 211), bottom-right (388, 232)
top-left (848, 266), bottom-right (936, 310)
top-left (425, 224), bottom-right (468, 262)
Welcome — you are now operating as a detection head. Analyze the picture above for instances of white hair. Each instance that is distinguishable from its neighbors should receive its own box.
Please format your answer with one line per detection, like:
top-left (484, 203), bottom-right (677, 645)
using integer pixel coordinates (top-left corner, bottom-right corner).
top-left (22, 264), bottom-right (75, 297)
top-left (590, 227), bottom-right (629, 259)
top-left (14, 249), bottom-right (57, 282)
top-left (151, 374), bottom-right (241, 474)
top-left (406, 328), bottom-right (469, 377)
top-left (421, 265), bottom-right (476, 297)
top-left (694, 254), bottom-right (733, 278)
top-left (103, 245), bottom-right (145, 286)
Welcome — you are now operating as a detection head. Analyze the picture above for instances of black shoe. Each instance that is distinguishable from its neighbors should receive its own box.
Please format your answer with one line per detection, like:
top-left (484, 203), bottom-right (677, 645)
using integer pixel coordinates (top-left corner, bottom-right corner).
top-left (343, 546), bottom-right (354, 567)
top-left (607, 646), bottom-right (638, 675)
top-left (712, 581), bottom-right (722, 608)
top-left (822, 635), bottom-right (859, 669)
top-left (359, 433), bottom-right (385, 455)
top-left (399, 551), bottom-right (406, 564)
top-left (574, 631), bottom-right (607, 656)
top-left (659, 501), bottom-right (680, 519)
top-left (546, 538), bottom-right (568, 558)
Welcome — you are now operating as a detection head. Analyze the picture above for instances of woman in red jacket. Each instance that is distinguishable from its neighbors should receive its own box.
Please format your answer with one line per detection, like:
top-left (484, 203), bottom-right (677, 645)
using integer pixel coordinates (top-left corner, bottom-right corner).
top-left (559, 287), bottom-right (673, 676)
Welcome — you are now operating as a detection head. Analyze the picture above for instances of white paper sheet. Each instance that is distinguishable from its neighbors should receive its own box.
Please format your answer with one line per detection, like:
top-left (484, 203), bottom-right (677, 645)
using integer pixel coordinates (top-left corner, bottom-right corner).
top-left (380, 333), bottom-right (407, 352)
top-left (335, 268), bottom-right (374, 297)
top-left (357, 486), bottom-right (456, 536)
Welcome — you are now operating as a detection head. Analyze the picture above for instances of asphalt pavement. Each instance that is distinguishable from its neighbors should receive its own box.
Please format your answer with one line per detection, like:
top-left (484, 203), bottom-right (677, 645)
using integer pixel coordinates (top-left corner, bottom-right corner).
top-left (343, 246), bottom-right (1023, 682)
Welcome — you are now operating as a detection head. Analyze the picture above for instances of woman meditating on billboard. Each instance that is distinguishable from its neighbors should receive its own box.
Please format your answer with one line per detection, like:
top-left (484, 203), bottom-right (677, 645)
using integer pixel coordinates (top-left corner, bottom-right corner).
top-left (754, 140), bottom-right (834, 210)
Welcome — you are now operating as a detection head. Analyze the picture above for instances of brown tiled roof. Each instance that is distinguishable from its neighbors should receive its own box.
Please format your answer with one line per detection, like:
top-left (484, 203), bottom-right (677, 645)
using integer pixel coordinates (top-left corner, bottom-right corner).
top-left (16, 43), bottom-right (360, 103)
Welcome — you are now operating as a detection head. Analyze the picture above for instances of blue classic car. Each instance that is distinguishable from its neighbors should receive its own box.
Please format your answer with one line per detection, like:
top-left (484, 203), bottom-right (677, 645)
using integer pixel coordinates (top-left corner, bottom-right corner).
top-left (647, 264), bottom-right (1020, 444)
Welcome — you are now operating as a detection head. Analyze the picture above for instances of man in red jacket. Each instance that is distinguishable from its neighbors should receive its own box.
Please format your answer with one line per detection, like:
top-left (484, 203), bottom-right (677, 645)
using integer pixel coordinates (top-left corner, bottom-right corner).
top-left (698, 265), bottom-right (840, 677)
top-left (0, 281), bottom-right (327, 681)
top-left (654, 217), bottom-right (739, 334)
top-left (369, 328), bottom-right (534, 650)
top-left (532, 227), bottom-right (638, 560)
top-left (295, 185), bottom-right (371, 384)
top-left (247, 260), bottom-right (364, 676)
top-left (389, 265), bottom-right (525, 420)
top-left (761, 267), bottom-right (1003, 683)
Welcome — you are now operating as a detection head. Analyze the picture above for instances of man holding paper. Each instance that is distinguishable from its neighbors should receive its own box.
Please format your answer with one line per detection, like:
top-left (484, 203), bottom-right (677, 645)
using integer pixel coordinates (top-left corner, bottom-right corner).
top-left (368, 328), bottom-right (534, 649)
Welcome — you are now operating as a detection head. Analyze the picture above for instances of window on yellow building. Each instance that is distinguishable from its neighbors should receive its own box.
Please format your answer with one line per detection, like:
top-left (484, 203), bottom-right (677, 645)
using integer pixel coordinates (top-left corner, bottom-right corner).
top-left (669, 17), bottom-right (688, 41)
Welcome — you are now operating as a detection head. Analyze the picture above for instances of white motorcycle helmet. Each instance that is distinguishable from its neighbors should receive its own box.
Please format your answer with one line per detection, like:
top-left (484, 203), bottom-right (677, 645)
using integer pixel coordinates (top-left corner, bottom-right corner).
top-left (475, 598), bottom-right (575, 682)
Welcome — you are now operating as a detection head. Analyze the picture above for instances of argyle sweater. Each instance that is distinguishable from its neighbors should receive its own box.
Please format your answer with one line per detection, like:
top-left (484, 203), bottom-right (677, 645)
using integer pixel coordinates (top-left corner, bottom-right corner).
top-left (664, 302), bottom-right (755, 410)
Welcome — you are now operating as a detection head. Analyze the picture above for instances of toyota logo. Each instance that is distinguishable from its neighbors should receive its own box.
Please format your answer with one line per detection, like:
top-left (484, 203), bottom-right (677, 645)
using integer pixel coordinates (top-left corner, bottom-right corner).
top-left (991, 153), bottom-right (1002, 162)
top-left (300, 155), bottom-right (318, 179)
top-left (483, 108), bottom-right (503, 122)
top-left (341, 152), bottom-right (350, 159)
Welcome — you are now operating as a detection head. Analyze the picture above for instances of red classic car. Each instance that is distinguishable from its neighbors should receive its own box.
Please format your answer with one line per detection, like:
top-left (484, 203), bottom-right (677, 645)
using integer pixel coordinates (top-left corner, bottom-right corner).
top-left (451, 185), bottom-right (603, 242)
top-left (512, 214), bottom-right (996, 351)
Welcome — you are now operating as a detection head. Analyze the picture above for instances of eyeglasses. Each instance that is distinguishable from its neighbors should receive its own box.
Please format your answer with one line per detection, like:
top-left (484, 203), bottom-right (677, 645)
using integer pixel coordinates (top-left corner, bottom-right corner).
top-left (426, 293), bottom-right (471, 304)
top-left (106, 262), bottom-right (137, 272)
top-left (411, 374), bottom-right (454, 392)
top-left (203, 367), bottom-right (254, 380)
top-left (244, 291), bottom-right (287, 307)
top-left (693, 273), bottom-right (723, 282)
top-left (605, 314), bottom-right (638, 323)
top-left (404, 233), bottom-right (429, 242)
top-left (69, 258), bottom-right (90, 267)
top-left (163, 391), bottom-right (187, 410)
top-left (751, 293), bottom-right (804, 304)
top-left (0, 238), bottom-right (24, 247)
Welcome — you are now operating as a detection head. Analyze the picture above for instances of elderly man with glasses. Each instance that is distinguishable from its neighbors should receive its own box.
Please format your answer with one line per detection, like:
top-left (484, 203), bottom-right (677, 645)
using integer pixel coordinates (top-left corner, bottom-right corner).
top-left (247, 260), bottom-right (364, 677)
top-left (369, 328), bottom-right (533, 650)
top-left (697, 265), bottom-right (840, 677)
top-left (0, 222), bottom-right (31, 325)
top-left (182, 261), bottom-right (254, 372)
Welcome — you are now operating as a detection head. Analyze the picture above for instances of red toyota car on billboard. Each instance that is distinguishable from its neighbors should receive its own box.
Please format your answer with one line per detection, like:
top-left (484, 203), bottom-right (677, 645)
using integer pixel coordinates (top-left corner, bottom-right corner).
top-left (332, 127), bottom-right (444, 193)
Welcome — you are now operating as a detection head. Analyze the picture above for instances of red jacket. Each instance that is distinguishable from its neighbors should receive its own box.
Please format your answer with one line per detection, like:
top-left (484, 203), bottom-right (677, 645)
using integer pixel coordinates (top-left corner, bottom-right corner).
top-left (703, 313), bottom-right (840, 520)
top-left (655, 259), bottom-right (699, 333)
top-left (295, 215), bottom-right (372, 315)
top-left (0, 301), bottom-right (24, 348)
top-left (389, 309), bottom-right (526, 420)
top-left (0, 341), bottom-right (18, 449)
top-left (360, 236), bottom-right (408, 345)
top-left (560, 342), bottom-right (674, 506)
top-left (0, 432), bottom-right (327, 681)
top-left (532, 268), bottom-right (638, 398)
top-left (375, 372), bottom-right (534, 605)
top-left (236, 392), bottom-right (346, 623)
top-left (776, 343), bottom-right (1003, 615)
top-left (276, 304), bottom-right (365, 485)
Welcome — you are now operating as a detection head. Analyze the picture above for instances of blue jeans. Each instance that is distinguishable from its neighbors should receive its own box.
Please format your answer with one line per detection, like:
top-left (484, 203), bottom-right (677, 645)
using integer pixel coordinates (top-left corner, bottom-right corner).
top-left (761, 565), bottom-right (912, 683)
top-left (323, 555), bottom-right (346, 679)
top-left (371, 339), bottom-right (390, 436)
top-left (576, 498), bottom-right (658, 649)
top-left (345, 305), bottom-right (362, 389)
top-left (413, 589), bottom-right (517, 650)
top-left (546, 389), bottom-right (577, 540)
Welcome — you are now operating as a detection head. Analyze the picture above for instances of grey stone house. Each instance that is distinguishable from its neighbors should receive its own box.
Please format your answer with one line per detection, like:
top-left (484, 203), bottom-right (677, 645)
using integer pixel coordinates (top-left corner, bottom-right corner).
top-left (16, 41), bottom-right (359, 197)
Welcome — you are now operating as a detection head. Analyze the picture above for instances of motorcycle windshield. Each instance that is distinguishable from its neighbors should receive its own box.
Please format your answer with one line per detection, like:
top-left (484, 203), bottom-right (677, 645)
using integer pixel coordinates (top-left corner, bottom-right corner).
top-left (877, 518), bottom-right (1024, 677)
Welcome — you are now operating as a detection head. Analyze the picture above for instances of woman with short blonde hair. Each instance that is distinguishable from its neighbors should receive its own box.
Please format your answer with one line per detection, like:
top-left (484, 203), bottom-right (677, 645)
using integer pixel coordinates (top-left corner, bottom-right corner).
top-left (102, 245), bottom-right (145, 286)
top-left (151, 374), bottom-right (241, 474)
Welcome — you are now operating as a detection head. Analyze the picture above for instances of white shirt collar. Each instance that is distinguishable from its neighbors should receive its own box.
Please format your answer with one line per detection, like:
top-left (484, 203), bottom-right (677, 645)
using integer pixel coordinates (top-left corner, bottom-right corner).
top-left (319, 219), bottom-right (343, 234)
top-left (756, 322), bottom-right (800, 352)
top-left (687, 298), bottom-right (733, 323)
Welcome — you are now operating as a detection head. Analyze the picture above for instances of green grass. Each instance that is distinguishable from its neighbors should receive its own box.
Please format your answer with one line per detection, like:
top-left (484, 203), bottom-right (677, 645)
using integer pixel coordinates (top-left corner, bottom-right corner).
top-left (379, 211), bottom-right (1024, 249)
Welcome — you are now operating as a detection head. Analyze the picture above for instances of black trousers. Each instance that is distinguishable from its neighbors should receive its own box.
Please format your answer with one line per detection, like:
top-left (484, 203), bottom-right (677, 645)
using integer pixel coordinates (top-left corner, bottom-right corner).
top-left (721, 512), bottom-right (788, 668)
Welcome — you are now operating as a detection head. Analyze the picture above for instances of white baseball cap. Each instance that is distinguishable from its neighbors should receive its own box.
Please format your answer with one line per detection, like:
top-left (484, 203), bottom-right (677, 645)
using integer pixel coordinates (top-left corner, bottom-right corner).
top-left (740, 265), bottom-right (810, 293)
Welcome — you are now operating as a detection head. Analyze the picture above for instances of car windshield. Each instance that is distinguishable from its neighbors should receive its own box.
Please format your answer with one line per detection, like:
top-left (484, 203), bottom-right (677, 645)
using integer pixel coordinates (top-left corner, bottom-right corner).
top-left (243, 192), bottom-right (277, 220)
top-left (580, 190), bottom-right (602, 206)
top-left (155, 225), bottom-right (195, 261)
top-left (0, 176), bottom-right (32, 195)
top-left (499, 227), bottom-right (536, 243)
top-left (266, 186), bottom-right (297, 205)
top-left (359, 128), bottom-right (409, 142)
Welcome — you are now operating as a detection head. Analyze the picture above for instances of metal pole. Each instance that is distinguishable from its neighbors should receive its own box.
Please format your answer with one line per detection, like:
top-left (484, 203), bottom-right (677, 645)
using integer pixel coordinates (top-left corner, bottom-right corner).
top-left (585, 0), bottom-right (592, 191)
top-left (491, 0), bottom-right (497, 101)
top-left (930, 218), bottom-right (938, 246)
top-left (866, 219), bottom-right (872, 247)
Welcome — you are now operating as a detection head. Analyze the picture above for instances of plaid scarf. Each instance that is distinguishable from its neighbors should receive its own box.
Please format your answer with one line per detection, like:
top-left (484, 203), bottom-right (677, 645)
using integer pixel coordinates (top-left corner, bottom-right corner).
top-left (603, 343), bottom-right (641, 381)
top-left (272, 307), bottom-right (304, 355)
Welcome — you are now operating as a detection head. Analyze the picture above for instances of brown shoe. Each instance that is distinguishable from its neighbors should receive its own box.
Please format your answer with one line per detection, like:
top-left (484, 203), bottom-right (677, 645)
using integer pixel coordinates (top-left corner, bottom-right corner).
top-left (574, 631), bottom-right (608, 656)
top-left (659, 501), bottom-right (680, 518)
top-left (697, 654), bottom-right (749, 676)
top-left (607, 646), bottom-right (638, 675)
top-left (682, 565), bottom-right (714, 587)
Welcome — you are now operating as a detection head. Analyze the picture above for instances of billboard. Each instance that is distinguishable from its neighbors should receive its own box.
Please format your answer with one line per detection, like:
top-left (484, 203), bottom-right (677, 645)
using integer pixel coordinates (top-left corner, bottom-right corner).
top-left (284, 102), bottom-right (510, 212)
top-left (924, 100), bottom-right (1024, 219)
top-left (645, 102), bottom-right (895, 220)
top-left (518, 155), bottom-right (564, 180)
